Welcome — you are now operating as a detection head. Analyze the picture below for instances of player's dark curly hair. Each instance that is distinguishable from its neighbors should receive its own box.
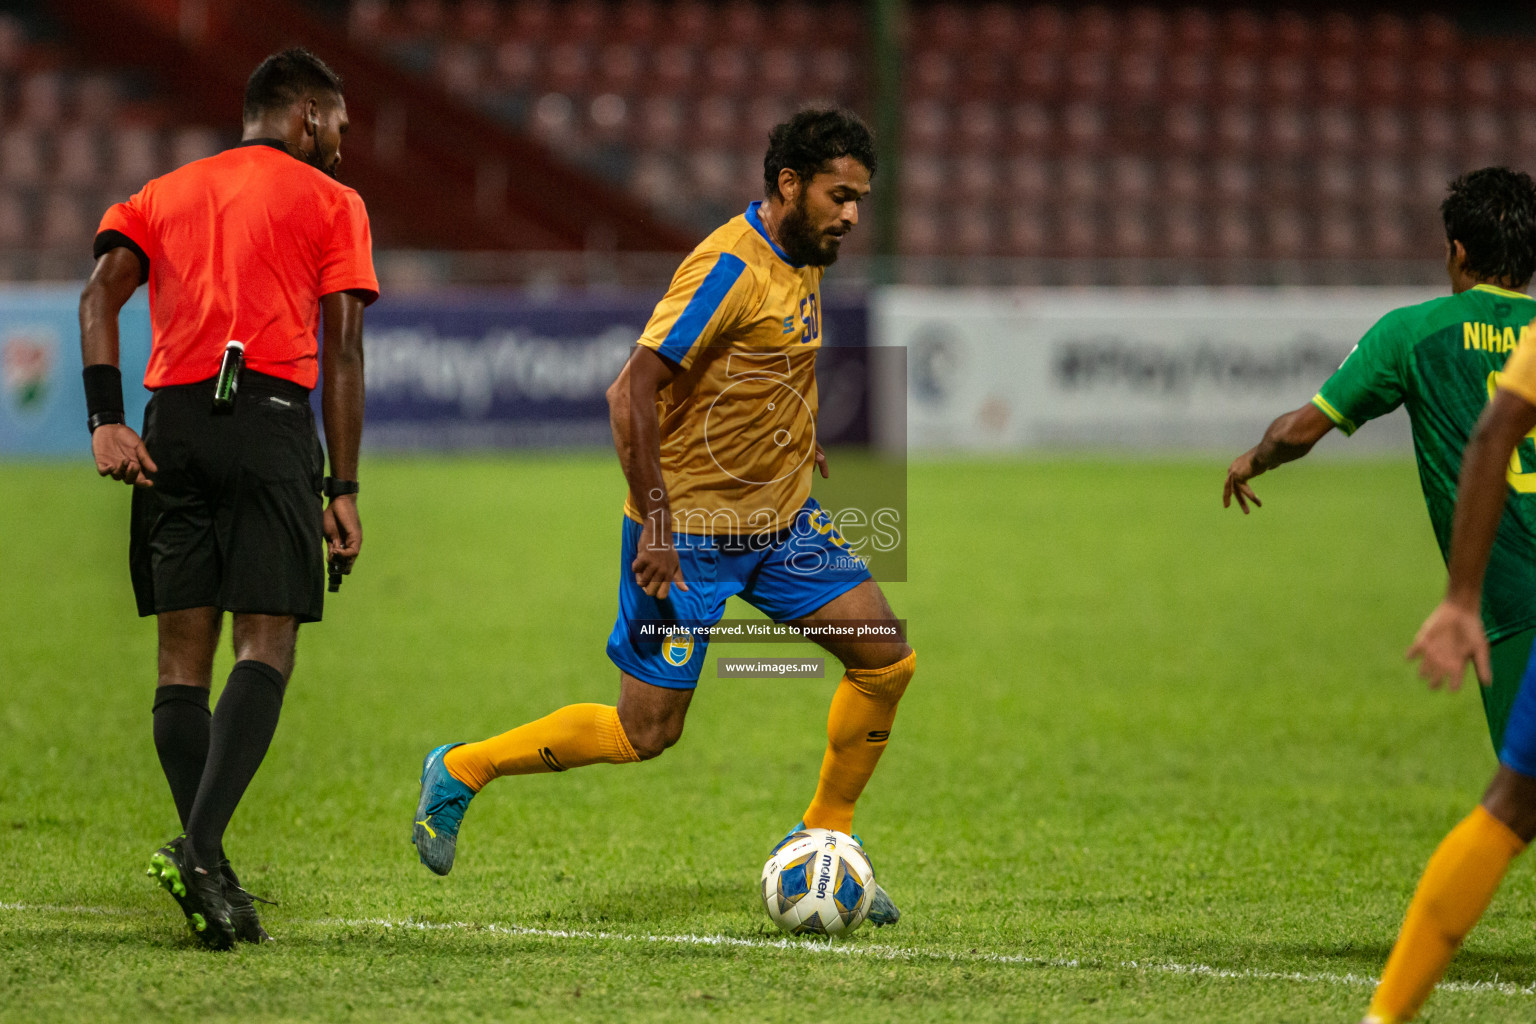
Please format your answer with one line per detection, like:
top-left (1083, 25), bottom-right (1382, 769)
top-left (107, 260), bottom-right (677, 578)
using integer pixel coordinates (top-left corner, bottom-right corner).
top-left (243, 47), bottom-right (343, 122)
top-left (763, 108), bottom-right (877, 201)
top-left (1442, 167), bottom-right (1536, 287)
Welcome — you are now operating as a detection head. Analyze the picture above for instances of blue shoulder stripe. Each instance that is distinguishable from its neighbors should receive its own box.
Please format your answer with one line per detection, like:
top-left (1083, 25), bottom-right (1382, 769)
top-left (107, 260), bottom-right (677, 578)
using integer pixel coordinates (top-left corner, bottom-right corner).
top-left (658, 253), bottom-right (747, 364)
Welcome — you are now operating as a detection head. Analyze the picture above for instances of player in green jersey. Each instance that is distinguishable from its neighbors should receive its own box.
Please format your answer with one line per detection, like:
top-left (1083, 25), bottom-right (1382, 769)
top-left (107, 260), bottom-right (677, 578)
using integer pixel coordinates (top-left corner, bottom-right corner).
top-left (1224, 167), bottom-right (1536, 755)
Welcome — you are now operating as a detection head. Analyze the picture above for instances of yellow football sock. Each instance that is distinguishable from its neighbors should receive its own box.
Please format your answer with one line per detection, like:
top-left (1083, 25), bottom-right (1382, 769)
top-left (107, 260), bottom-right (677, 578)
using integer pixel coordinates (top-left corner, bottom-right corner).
top-left (444, 703), bottom-right (639, 791)
top-left (802, 650), bottom-right (917, 834)
top-left (1367, 804), bottom-right (1526, 1023)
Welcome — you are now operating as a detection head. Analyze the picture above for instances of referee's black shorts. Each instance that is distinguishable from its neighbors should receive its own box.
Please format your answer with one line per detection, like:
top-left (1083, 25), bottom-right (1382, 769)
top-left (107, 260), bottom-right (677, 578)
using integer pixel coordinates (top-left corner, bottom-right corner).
top-left (130, 370), bottom-right (326, 623)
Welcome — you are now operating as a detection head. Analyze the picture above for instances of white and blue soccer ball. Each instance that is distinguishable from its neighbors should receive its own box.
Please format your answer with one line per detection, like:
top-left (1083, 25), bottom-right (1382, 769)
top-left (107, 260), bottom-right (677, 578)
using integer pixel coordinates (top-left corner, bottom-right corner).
top-left (760, 828), bottom-right (875, 936)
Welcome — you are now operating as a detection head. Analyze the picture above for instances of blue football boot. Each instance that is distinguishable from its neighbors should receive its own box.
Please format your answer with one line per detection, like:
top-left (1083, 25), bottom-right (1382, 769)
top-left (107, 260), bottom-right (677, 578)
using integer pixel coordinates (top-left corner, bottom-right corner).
top-left (412, 743), bottom-right (476, 875)
top-left (776, 821), bottom-right (901, 927)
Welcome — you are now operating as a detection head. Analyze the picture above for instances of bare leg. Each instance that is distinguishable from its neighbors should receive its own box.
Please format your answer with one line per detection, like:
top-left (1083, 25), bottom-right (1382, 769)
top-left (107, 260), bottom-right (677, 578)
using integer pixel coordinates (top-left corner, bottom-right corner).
top-left (617, 672), bottom-right (695, 760)
top-left (156, 606), bottom-right (221, 688)
top-left (1481, 764), bottom-right (1536, 841)
top-left (790, 580), bottom-right (912, 670)
top-left (230, 612), bottom-right (299, 682)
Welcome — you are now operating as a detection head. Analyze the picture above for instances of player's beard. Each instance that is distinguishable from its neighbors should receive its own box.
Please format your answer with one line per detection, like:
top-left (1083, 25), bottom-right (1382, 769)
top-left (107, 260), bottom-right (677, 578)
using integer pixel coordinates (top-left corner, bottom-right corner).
top-left (778, 193), bottom-right (842, 267)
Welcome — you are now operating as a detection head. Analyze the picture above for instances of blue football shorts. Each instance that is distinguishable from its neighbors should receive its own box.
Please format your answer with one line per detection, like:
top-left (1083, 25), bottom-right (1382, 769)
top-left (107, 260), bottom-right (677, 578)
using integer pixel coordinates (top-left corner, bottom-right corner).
top-left (1500, 638), bottom-right (1536, 779)
top-left (606, 497), bottom-right (872, 688)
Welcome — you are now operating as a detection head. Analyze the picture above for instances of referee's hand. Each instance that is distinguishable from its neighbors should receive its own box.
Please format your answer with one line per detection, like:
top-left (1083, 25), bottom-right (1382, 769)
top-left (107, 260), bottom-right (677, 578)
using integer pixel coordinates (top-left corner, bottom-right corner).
top-left (324, 494), bottom-right (362, 575)
top-left (91, 424), bottom-right (157, 487)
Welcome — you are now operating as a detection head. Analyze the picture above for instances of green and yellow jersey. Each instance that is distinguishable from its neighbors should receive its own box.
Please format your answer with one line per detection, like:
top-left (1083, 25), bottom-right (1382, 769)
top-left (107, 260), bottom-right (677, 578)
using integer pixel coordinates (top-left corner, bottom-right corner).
top-left (1314, 283), bottom-right (1536, 641)
top-left (628, 201), bottom-right (825, 536)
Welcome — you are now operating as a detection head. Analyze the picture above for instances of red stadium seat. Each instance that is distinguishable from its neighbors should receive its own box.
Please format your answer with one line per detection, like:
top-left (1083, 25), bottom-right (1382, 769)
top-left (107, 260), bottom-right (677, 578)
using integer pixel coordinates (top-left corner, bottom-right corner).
top-left (1109, 155), bottom-right (1153, 201)
top-left (1212, 158), bottom-right (1254, 201)
top-left (19, 72), bottom-right (64, 125)
top-left (1170, 8), bottom-right (1215, 54)
top-left (1060, 102), bottom-right (1105, 153)
top-left (1263, 207), bottom-right (1307, 259)
top-left (56, 126), bottom-right (102, 186)
top-left (899, 207), bottom-right (940, 257)
top-left (1108, 206), bottom-right (1150, 258)
top-left (594, 43), bottom-right (643, 93)
top-left (437, 41), bottom-right (486, 97)
top-left (1221, 9), bottom-right (1265, 55)
top-left (1164, 54), bottom-right (1210, 102)
top-left (694, 94), bottom-right (738, 146)
top-left (1005, 103), bottom-right (1053, 153)
top-left (1124, 7), bottom-right (1169, 52)
top-left (1057, 202), bottom-right (1099, 258)
top-left (1115, 50), bottom-right (1161, 103)
top-left (1213, 206), bottom-right (1252, 258)
top-left (1161, 159), bottom-right (1203, 203)
top-left (1020, 6), bottom-right (1067, 50)
top-left (462, 0), bottom-right (502, 37)
top-left (909, 51), bottom-right (955, 100)
top-left (1071, 6), bottom-right (1118, 54)
top-left (1, 127), bottom-right (45, 184)
top-left (40, 189), bottom-right (88, 246)
top-left (1213, 107), bottom-right (1257, 155)
top-left (901, 154), bottom-right (943, 205)
top-left (1059, 155), bottom-right (1099, 202)
top-left (905, 99), bottom-right (950, 154)
top-left (544, 41), bottom-right (591, 95)
top-left (955, 101), bottom-right (1001, 155)
top-left (1416, 109), bottom-right (1456, 159)
top-left (703, 45), bottom-right (749, 96)
top-left (1164, 104), bottom-right (1206, 150)
top-left (494, 39), bottom-right (539, 89)
top-left (1362, 108), bottom-right (1407, 157)
top-left (112, 124), bottom-right (163, 186)
top-left (1265, 106), bottom-right (1308, 158)
top-left (1161, 203), bottom-right (1202, 259)
top-left (955, 154), bottom-right (997, 202)
top-left (1317, 207), bottom-right (1358, 259)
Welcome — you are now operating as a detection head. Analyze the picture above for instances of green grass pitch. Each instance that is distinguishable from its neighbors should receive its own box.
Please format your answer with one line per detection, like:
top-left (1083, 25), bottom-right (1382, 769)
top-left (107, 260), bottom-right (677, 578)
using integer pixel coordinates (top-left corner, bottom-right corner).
top-left (3, 455), bottom-right (1534, 1022)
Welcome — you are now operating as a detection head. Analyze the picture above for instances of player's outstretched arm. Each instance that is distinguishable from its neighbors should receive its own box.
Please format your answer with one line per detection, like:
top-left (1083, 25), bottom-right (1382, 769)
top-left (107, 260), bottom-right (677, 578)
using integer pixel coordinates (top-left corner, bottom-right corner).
top-left (80, 247), bottom-right (157, 487)
top-left (606, 346), bottom-right (686, 598)
top-left (320, 290), bottom-right (367, 574)
top-left (1409, 389), bottom-right (1536, 689)
top-left (1223, 403), bottom-right (1335, 513)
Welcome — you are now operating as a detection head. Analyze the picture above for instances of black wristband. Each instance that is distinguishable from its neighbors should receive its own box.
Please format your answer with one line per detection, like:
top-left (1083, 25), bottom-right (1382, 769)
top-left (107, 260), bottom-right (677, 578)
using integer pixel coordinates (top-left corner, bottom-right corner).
top-left (323, 477), bottom-right (360, 498)
top-left (88, 410), bottom-right (126, 433)
top-left (83, 364), bottom-right (125, 434)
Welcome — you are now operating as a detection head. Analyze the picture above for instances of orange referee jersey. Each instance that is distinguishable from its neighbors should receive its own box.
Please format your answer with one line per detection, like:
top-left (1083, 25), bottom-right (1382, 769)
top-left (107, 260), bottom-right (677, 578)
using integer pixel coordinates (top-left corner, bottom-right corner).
top-left (94, 139), bottom-right (379, 391)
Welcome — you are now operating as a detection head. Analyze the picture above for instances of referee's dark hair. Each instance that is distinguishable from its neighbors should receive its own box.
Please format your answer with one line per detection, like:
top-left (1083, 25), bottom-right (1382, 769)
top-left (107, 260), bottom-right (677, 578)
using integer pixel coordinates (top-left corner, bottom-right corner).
top-left (243, 48), bottom-right (343, 122)
top-left (1442, 167), bottom-right (1536, 288)
top-left (763, 108), bottom-right (877, 202)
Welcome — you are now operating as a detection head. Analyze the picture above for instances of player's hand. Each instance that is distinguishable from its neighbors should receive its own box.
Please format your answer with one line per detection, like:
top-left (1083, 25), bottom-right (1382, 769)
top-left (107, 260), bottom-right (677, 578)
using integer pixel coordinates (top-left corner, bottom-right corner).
top-left (633, 516), bottom-right (687, 600)
top-left (91, 423), bottom-right (157, 487)
top-left (815, 445), bottom-right (829, 479)
top-left (324, 494), bottom-right (362, 575)
top-left (1222, 449), bottom-right (1264, 513)
top-left (1407, 600), bottom-right (1491, 691)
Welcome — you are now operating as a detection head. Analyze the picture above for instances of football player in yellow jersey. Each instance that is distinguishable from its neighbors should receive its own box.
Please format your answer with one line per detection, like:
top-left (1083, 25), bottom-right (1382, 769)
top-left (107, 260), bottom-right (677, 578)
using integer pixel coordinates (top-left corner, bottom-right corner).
top-left (411, 110), bottom-right (914, 926)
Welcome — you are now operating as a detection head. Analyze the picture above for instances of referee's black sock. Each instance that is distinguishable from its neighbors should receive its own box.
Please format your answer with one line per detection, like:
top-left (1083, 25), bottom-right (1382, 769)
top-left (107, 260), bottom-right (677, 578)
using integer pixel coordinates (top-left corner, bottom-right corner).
top-left (186, 660), bottom-right (287, 866)
top-left (152, 684), bottom-right (211, 829)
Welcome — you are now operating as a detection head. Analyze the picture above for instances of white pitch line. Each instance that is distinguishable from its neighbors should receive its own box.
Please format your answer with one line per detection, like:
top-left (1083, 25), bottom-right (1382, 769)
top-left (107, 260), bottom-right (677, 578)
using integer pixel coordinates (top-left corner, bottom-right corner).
top-left (326, 915), bottom-right (1536, 998)
top-left (2, 902), bottom-right (1532, 998)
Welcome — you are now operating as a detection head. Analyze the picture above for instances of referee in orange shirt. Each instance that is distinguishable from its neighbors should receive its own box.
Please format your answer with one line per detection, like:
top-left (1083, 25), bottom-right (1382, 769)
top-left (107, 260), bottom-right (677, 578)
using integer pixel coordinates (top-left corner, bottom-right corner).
top-left (79, 48), bottom-right (378, 949)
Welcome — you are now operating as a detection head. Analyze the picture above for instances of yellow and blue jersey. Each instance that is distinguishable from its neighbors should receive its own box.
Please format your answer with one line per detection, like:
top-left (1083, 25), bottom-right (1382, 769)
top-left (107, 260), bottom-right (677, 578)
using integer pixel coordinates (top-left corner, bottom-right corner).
top-left (628, 201), bottom-right (826, 535)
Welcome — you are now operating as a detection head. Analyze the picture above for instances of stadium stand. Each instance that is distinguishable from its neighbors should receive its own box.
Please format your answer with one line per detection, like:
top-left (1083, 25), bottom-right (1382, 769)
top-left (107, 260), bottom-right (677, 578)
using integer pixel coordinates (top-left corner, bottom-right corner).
top-left (0, 11), bottom-right (234, 279)
top-left (8, 1), bottom-right (1536, 285)
top-left (347, 1), bottom-right (1536, 274)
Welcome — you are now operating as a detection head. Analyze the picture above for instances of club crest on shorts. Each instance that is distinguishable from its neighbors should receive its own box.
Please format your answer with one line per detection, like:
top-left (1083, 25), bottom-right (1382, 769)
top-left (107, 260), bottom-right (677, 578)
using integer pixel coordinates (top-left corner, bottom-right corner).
top-left (663, 630), bottom-right (695, 667)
